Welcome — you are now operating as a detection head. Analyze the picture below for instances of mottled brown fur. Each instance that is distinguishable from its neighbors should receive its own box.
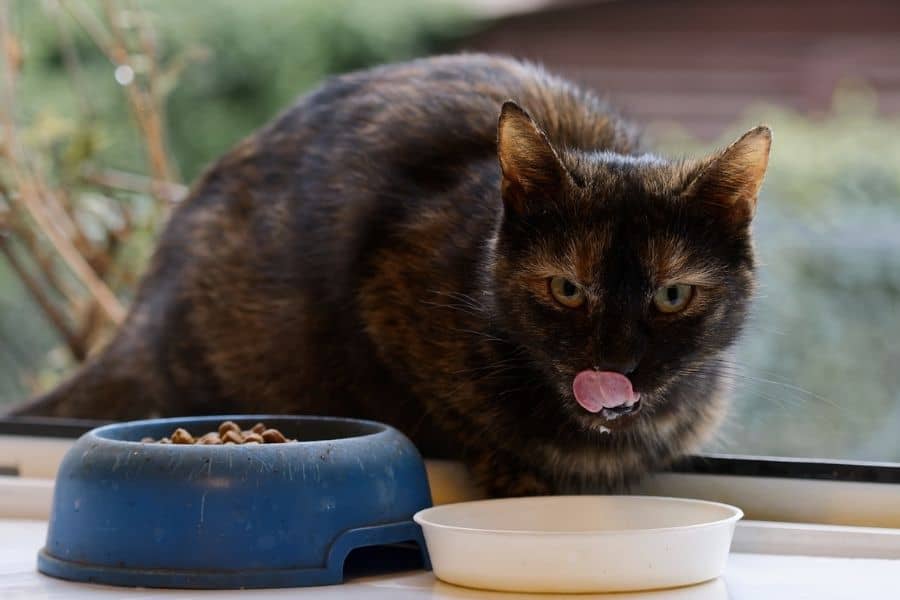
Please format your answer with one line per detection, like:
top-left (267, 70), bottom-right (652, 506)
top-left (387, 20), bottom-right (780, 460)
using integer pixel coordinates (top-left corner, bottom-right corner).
top-left (8, 54), bottom-right (770, 496)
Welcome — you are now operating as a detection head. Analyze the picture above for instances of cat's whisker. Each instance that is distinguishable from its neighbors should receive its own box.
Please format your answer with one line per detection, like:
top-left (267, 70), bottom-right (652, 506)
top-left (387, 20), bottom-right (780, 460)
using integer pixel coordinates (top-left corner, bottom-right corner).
top-left (419, 299), bottom-right (484, 319)
top-left (684, 360), bottom-right (851, 418)
top-left (448, 327), bottom-right (507, 344)
top-left (426, 291), bottom-right (484, 306)
top-left (496, 380), bottom-right (541, 400)
top-left (678, 374), bottom-right (803, 410)
top-left (427, 289), bottom-right (487, 310)
top-left (470, 365), bottom-right (523, 384)
top-left (452, 356), bottom-right (523, 376)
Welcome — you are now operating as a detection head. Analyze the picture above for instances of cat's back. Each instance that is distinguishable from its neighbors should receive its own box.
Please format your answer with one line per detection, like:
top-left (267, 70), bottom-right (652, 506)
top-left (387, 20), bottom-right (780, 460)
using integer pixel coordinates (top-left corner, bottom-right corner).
top-left (258, 53), bottom-right (639, 172)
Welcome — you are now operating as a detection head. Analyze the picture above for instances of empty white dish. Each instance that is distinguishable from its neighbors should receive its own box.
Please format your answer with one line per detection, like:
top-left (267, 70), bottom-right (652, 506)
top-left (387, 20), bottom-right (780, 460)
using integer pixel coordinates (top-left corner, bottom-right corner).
top-left (414, 495), bottom-right (742, 593)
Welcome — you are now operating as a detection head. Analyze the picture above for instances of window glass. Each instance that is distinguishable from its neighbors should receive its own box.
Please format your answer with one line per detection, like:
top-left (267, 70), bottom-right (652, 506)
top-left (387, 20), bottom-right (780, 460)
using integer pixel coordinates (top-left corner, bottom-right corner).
top-left (2, 2), bottom-right (898, 468)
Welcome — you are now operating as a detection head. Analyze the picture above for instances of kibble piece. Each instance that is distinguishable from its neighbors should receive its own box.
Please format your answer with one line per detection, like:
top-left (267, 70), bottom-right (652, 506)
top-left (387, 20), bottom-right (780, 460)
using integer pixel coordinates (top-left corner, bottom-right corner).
top-left (171, 428), bottom-right (195, 444)
top-left (218, 420), bottom-right (241, 437)
top-left (222, 429), bottom-right (243, 445)
top-left (145, 420), bottom-right (294, 444)
top-left (261, 428), bottom-right (287, 443)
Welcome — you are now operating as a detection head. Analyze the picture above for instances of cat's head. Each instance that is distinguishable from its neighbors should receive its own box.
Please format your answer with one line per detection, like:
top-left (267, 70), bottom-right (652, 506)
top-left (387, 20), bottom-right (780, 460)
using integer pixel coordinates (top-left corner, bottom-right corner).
top-left (489, 101), bottom-right (770, 447)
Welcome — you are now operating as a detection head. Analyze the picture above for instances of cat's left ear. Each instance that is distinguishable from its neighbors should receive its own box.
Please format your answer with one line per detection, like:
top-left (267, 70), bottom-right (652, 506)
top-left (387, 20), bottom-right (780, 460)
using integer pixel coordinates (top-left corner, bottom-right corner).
top-left (497, 101), bottom-right (572, 216)
top-left (684, 125), bottom-right (772, 224)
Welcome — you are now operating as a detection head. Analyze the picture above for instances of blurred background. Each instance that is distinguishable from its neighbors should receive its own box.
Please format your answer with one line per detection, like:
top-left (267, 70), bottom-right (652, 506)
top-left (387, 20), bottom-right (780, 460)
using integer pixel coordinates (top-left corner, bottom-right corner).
top-left (1, 0), bottom-right (899, 462)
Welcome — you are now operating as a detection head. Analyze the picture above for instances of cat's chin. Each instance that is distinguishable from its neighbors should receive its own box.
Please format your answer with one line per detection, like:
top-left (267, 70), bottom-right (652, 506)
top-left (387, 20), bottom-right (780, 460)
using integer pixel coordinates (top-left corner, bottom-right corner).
top-left (571, 406), bottom-right (644, 434)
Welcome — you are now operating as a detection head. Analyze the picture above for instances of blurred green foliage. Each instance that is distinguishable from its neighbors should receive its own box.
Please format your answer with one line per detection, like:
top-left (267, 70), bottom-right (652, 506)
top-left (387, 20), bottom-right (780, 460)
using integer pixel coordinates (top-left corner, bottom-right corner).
top-left (14, 0), bottom-right (473, 180)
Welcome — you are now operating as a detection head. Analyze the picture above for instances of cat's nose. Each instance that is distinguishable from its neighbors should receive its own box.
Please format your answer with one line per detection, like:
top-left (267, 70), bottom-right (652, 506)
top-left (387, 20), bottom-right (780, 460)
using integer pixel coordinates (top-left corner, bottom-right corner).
top-left (595, 320), bottom-right (646, 376)
top-left (593, 358), bottom-right (639, 376)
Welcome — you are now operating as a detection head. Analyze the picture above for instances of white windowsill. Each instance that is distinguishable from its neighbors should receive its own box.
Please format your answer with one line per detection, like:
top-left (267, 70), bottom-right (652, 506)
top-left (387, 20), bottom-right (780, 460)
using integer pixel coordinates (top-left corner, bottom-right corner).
top-left (2, 518), bottom-right (899, 599)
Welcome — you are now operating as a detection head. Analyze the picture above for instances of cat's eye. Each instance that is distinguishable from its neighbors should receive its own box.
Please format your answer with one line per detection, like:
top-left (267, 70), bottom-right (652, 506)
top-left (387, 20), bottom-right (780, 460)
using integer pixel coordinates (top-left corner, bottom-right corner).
top-left (653, 283), bottom-right (694, 314)
top-left (549, 276), bottom-right (586, 308)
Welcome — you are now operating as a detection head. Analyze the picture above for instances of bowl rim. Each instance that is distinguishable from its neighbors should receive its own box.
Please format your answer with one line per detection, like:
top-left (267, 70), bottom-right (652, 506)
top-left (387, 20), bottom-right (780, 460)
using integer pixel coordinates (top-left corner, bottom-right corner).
top-left (413, 495), bottom-right (743, 536)
top-left (86, 414), bottom-right (391, 448)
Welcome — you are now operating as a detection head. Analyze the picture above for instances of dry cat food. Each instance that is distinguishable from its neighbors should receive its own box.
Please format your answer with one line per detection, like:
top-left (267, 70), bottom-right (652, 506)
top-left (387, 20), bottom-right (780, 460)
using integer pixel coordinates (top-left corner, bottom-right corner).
top-left (142, 421), bottom-right (296, 445)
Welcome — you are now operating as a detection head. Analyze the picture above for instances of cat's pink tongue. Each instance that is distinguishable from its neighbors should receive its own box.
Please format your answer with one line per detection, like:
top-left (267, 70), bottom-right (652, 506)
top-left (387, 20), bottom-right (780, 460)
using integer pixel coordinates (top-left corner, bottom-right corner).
top-left (572, 370), bottom-right (638, 413)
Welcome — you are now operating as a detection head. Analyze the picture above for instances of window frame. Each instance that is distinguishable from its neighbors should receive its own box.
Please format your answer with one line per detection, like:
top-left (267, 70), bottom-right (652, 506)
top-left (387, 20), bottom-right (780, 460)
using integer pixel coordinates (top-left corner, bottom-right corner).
top-left (3, 417), bottom-right (900, 484)
top-left (3, 416), bottom-right (900, 529)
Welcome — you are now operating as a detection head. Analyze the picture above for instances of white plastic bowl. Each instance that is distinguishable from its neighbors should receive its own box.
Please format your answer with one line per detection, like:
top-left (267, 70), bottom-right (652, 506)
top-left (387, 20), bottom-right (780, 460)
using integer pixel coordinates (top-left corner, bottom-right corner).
top-left (414, 495), bottom-right (742, 593)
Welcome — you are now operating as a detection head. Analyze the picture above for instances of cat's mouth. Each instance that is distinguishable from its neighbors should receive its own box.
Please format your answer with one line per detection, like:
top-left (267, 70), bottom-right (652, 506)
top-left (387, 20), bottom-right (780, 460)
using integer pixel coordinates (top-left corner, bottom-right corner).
top-left (576, 399), bottom-right (643, 431)
top-left (564, 369), bottom-right (644, 431)
top-left (595, 399), bottom-right (642, 420)
top-left (554, 391), bottom-right (647, 432)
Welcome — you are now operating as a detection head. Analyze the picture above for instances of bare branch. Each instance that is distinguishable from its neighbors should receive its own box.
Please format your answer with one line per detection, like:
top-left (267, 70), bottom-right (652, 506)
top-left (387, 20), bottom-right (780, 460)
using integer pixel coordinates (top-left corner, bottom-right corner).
top-left (82, 167), bottom-right (187, 204)
top-left (47, 0), bottom-right (95, 119)
top-left (4, 202), bottom-right (81, 305)
top-left (0, 4), bottom-right (126, 326)
top-left (0, 0), bottom-right (185, 374)
top-left (0, 237), bottom-right (87, 361)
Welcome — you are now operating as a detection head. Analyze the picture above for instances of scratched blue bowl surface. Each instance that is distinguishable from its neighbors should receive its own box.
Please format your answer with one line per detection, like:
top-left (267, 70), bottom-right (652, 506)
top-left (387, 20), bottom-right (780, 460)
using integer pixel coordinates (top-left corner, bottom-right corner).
top-left (38, 415), bottom-right (432, 589)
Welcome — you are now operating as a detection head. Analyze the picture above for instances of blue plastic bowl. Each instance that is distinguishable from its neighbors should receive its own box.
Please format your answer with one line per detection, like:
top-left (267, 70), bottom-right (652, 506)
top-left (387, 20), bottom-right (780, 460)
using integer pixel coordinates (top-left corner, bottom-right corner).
top-left (38, 415), bottom-right (432, 589)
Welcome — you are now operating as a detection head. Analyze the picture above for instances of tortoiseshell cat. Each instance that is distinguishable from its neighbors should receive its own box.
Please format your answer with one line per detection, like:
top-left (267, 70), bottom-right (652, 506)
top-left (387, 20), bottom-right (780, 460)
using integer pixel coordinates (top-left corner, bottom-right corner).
top-left (9, 54), bottom-right (771, 496)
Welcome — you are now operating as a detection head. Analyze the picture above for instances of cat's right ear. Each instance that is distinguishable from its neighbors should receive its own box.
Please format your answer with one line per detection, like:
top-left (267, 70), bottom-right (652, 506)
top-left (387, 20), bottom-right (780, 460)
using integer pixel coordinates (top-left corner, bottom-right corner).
top-left (683, 125), bottom-right (772, 224)
top-left (497, 101), bottom-right (570, 216)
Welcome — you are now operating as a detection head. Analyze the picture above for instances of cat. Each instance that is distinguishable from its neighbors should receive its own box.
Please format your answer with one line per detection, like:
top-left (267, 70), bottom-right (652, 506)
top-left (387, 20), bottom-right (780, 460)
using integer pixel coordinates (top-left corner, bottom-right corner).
top-left (8, 54), bottom-right (771, 497)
